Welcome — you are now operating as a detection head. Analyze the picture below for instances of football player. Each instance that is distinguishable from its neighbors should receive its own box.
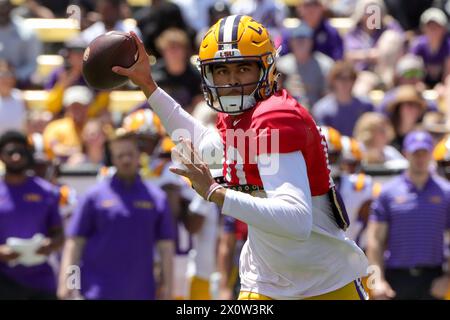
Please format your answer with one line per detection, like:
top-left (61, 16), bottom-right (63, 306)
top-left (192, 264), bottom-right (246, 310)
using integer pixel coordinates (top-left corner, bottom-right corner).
top-left (113, 15), bottom-right (369, 300)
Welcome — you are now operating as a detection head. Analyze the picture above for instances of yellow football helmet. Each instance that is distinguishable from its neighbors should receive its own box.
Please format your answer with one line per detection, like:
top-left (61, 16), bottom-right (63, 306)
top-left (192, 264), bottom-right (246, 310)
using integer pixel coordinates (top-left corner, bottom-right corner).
top-left (434, 135), bottom-right (450, 162)
top-left (320, 126), bottom-right (343, 165)
top-left (198, 15), bottom-right (279, 114)
top-left (122, 109), bottom-right (163, 136)
top-left (341, 136), bottom-right (364, 163)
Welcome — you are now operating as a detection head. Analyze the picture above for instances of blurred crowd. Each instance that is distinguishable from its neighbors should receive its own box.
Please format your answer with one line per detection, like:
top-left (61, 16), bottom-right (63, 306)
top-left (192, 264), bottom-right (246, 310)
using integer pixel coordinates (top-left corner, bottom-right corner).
top-left (0, 0), bottom-right (450, 300)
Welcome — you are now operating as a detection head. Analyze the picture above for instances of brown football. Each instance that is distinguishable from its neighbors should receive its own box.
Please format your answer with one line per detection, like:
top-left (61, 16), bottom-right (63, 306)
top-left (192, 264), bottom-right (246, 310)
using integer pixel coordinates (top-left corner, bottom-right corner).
top-left (82, 31), bottom-right (138, 90)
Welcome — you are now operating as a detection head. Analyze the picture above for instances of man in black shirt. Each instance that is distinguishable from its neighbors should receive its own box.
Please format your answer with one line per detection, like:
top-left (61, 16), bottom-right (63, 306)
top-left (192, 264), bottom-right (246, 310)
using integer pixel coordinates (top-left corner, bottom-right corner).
top-left (152, 28), bottom-right (203, 113)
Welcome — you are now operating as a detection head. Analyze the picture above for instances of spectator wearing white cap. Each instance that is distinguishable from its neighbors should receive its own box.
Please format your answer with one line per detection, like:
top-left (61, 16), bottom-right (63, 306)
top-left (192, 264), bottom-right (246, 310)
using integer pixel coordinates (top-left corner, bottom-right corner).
top-left (42, 86), bottom-right (93, 162)
top-left (312, 61), bottom-right (374, 136)
top-left (410, 7), bottom-right (450, 87)
top-left (377, 54), bottom-right (438, 114)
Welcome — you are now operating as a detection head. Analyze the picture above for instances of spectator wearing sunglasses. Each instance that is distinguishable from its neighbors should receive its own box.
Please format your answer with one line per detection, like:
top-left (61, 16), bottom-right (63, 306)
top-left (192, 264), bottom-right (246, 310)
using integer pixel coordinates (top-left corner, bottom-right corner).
top-left (410, 8), bottom-right (450, 88)
top-left (377, 54), bottom-right (437, 114)
top-left (0, 130), bottom-right (64, 299)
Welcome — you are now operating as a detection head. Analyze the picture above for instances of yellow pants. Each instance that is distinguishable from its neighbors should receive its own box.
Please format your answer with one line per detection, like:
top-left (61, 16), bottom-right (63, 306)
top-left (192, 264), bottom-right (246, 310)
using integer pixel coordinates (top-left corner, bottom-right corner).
top-left (189, 276), bottom-right (211, 300)
top-left (238, 279), bottom-right (369, 300)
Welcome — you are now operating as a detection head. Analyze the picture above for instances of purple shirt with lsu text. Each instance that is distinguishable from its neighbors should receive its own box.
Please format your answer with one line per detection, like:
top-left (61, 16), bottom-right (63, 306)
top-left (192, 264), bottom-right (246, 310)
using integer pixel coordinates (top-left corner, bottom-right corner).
top-left (0, 176), bottom-right (62, 293)
top-left (370, 173), bottom-right (450, 269)
top-left (67, 174), bottom-right (174, 300)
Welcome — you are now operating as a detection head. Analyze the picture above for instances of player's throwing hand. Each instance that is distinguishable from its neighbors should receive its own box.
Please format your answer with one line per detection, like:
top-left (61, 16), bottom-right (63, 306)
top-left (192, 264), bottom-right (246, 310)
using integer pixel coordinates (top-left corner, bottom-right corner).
top-left (111, 32), bottom-right (157, 97)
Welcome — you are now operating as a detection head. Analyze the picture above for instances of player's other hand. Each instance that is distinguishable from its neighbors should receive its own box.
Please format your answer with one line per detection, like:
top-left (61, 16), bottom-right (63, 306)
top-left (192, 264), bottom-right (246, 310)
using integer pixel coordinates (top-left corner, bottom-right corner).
top-left (169, 138), bottom-right (216, 200)
top-left (371, 280), bottom-right (396, 300)
top-left (111, 31), bottom-right (157, 97)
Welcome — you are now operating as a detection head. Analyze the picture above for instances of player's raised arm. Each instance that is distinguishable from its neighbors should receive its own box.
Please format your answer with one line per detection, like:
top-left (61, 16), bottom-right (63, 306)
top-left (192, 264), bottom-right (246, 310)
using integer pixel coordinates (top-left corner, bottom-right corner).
top-left (112, 32), bottom-right (217, 151)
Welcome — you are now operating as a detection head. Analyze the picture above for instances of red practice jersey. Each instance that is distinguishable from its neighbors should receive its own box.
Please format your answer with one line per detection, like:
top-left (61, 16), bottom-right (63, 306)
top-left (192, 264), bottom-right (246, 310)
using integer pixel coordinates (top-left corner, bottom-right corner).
top-left (216, 89), bottom-right (333, 197)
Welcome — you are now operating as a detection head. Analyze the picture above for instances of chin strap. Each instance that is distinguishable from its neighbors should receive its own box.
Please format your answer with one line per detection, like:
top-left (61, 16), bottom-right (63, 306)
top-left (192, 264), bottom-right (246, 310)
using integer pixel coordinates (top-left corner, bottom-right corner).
top-left (217, 95), bottom-right (256, 113)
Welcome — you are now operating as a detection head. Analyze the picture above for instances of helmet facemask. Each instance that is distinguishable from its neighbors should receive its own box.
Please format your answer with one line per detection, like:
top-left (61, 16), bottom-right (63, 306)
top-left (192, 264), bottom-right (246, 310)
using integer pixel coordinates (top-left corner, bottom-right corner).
top-left (200, 53), bottom-right (277, 114)
top-left (198, 15), bottom-right (281, 113)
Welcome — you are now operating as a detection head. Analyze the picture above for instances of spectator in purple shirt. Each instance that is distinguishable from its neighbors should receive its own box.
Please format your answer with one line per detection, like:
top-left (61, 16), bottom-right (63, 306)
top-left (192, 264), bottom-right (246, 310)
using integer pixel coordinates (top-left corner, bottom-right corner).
top-left (58, 132), bottom-right (175, 300)
top-left (277, 22), bottom-right (333, 108)
top-left (0, 0), bottom-right (42, 87)
top-left (312, 61), bottom-right (374, 136)
top-left (367, 130), bottom-right (450, 300)
top-left (0, 130), bottom-right (64, 300)
top-left (294, 0), bottom-right (344, 61)
top-left (344, 0), bottom-right (403, 71)
top-left (44, 38), bottom-right (87, 91)
top-left (410, 8), bottom-right (450, 88)
top-left (377, 54), bottom-right (428, 113)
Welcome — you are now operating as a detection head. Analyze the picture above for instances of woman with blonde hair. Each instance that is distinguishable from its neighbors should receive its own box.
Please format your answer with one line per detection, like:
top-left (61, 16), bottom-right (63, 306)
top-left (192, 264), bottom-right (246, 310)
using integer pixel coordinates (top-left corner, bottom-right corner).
top-left (353, 112), bottom-right (406, 166)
